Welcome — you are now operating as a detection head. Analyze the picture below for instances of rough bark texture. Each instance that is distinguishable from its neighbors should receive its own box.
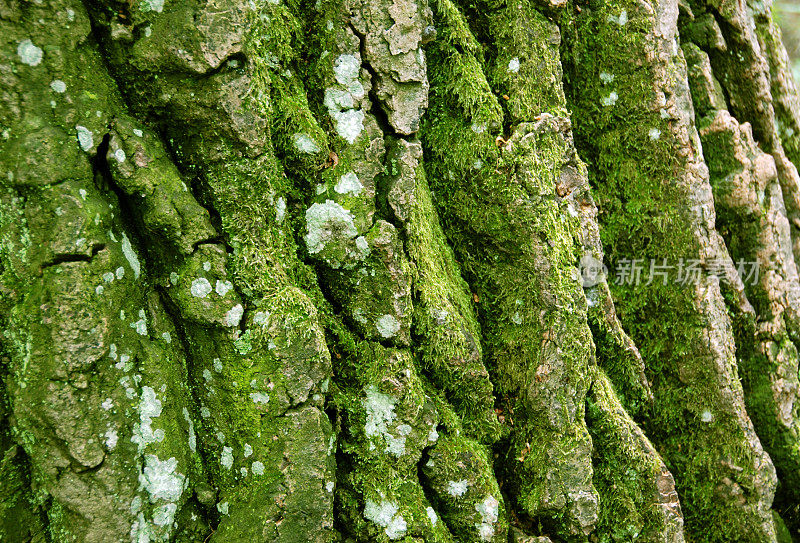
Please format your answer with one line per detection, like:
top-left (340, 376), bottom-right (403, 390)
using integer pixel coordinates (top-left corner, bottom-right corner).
top-left (1, 0), bottom-right (799, 541)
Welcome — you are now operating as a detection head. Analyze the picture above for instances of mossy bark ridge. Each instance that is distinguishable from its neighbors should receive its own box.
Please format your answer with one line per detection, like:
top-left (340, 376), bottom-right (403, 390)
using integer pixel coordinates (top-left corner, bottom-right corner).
top-left (1, 0), bottom-right (799, 540)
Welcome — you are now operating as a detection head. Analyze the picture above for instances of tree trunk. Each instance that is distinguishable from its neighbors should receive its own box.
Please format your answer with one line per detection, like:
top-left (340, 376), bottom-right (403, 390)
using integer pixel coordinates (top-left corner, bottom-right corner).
top-left (1, 0), bottom-right (800, 540)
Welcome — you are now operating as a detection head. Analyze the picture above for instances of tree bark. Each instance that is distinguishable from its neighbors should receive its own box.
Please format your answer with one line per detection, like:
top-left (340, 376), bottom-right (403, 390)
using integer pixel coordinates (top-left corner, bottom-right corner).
top-left (1, 0), bottom-right (799, 541)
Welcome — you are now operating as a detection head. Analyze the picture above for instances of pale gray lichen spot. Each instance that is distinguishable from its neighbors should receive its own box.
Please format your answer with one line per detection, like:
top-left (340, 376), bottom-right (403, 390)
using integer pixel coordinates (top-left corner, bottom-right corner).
top-left (115, 148), bottom-right (127, 163)
top-left (103, 272), bottom-right (115, 283)
top-left (507, 57), bottom-right (521, 73)
top-left (17, 39), bottom-right (43, 66)
top-left (153, 503), bottom-right (178, 527)
top-left (215, 280), bottom-right (233, 296)
top-left (142, 0), bottom-right (165, 12)
top-left (169, 272), bottom-right (179, 285)
top-left (355, 236), bottom-right (369, 255)
top-left (244, 443), bottom-right (253, 457)
top-left (475, 495), bottom-right (500, 541)
top-left (182, 407), bottom-right (196, 452)
top-left (249, 392), bottom-right (269, 405)
top-left (50, 80), bottom-right (67, 93)
top-left (139, 454), bottom-right (185, 503)
top-left (601, 92), bottom-right (619, 107)
top-left (376, 314), bottom-right (401, 338)
top-left (217, 502), bottom-right (229, 515)
top-left (252, 460), bottom-right (265, 475)
top-left (304, 200), bottom-right (358, 254)
top-left (203, 261), bottom-right (211, 272)
top-left (121, 234), bottom-right (141, 278)
top-left (427, 427), bottom-right (439, 442)
top-left (253, 311), bottom-right (270, 326)
top-left (190, 277), bottom-right (212, 298)
top-left (132, 386), bottom-right (164, 452)
top-left (700, 409), bottom-right (713, 422)
top-left (364, 500), bottom-right (407, 540)
top-left (203, 369), bottom-right (212, 382)
top-left (76, 126), bottom-right (93, 151)
top-left (213, 358), bottom-right (223, 373)
top-left (116, 266), bottom-right (125, 279)
top-left (334, 172), bottom-right (363, 195)
top-left (220, 446), bottom-right (233, 470)
top-left (223, 304), bottom-right (244, 327)
top-left (447, 479), bottom-right (469, 497)
top-left (334, 54), bottom-right (361, 87)
top-left (131, 310), bottom-right (148, 336)
top-left (648, 127), bottom-right (662, 141)
top-left (200, 406), bottom-right (211, 418)
top-left (275, 196), bottom-right (286, 223)
top-left (292, 133), bottom-right (321, 154)
top-left (471, 123), bottom-right (487, 134)
top-left (105, 428), bottom-right (118, 449)
top-left (102, 397), bottom-right (114, 410)
top-left (133, 128), bottom-right (144, 137)
top-left (332, 109), bottom-right (365, 144)
top-left (426, 506), bottom-right (438, 526)
top-left (161, 332), bottom-right (171, 344)
top-left (608, 9), bottom-right (628, 25)
top-left (326, 481), bottom-right (334, 493)
top-left (599, 72), bottom-right (615, 84)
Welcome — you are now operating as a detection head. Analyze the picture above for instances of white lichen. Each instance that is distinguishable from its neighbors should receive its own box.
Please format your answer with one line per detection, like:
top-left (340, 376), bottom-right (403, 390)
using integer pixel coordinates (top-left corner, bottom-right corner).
top-left (599, 72), bottom-right (615, 84)
top-left (183, 407), bottom-right (196, 452)
top-left (139, 454), bottom-right (185, 503)
top-left (332, 109), bottom-right (365, 144)
top-left (334, 172), bottom-right (363, 195)
top-left (244, 443), bottom-right (253, 457)
top-left (608, 9), bottom-right (628, 25)
top-left (475, 494), bottom-right (500, 541)
top-left (220, 446), bottom-right (233, 470)
top-left (426, 506), bottom-right (438, 526)
top-left (326, 481), bottom-right (334, 493)
top-left (215, 280), bottom-right (233, 296)
top-left (447, 479), bottom-right (469, 497)
top-left (292, 133), bottom-right (321, 154)
top-left (121, 234), bottom-right (141, 278)
top-left (153, 503), bottom-right (177, 527)
top-left (190, 277), bottom-right (212, 298)
top-left (364, 500), bottom-right (407, 540)
top-left (252, 460), bottom-right (265, 475)
top-left (275, 197), bottom-right (286, 223)
top-left (601, 92), bottom-right (618, 107)
top-left (105, 428), bottom-right (118, 449)
top-left (507, 57), bottom-right (521, 73)
top-left (132, 386), bottom-right (165, 453)
top-left (17, 40), bottom-right (43, 66)
top-left (223, 304), bottom-right (244, 327)
top-left (376, 314), bottom-right (401, 338)
top-left (304, 200), bottom-right (358, 254)
top-left (648, 127), bottom-right (662, 141)
top-left (115, 148), bottom-right (127, 163)
top-left (142, 0), bottom-right (165, 12)
top-left (249, 392), bottom-right (269, 405)
top-left (76, 125), bottom-right (93, 151)
top-left (50, 80), bottom-right (67, 93)
top-left (102, 397), bottom-right (114, 410)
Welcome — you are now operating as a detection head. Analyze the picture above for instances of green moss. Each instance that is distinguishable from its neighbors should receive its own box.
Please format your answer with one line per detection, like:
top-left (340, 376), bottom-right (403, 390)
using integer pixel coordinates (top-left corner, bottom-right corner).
top-left (562, 0), bottom-right (780, 539)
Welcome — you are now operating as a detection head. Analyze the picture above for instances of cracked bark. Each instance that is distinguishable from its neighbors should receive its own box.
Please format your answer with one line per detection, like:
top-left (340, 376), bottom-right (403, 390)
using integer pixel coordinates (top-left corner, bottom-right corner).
top-left (1, 0), bottom-right (800, 541)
